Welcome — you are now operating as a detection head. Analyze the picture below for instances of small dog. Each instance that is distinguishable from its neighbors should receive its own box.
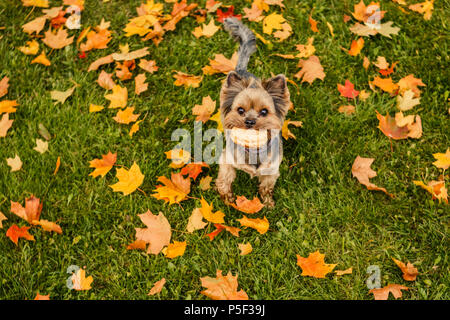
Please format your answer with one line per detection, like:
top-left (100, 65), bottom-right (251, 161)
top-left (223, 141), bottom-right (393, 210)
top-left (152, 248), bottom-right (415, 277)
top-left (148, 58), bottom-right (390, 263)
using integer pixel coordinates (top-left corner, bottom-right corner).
top-left (216, 18), bottom-right (291, 208)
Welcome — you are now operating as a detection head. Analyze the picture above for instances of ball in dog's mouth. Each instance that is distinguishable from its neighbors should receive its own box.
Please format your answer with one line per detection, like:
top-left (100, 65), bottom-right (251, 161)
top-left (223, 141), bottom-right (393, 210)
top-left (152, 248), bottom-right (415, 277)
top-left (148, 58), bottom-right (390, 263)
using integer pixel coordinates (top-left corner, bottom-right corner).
top-left (229, 128), bottom-right (270, 149)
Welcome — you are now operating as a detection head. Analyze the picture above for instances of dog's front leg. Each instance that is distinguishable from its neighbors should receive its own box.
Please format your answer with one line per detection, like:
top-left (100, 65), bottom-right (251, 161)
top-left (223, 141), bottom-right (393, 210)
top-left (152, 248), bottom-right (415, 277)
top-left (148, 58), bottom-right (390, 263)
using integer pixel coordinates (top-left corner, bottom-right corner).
top-left (258, 173), bottom-right (279, 208)
top-left (216, 163), bottom-right (236, 205)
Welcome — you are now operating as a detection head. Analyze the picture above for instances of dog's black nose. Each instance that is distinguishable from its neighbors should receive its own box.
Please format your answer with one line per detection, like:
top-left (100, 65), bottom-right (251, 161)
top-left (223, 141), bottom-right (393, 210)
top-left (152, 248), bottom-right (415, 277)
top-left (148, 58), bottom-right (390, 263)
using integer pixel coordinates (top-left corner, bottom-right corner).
top-left (245, 119), bottom-right (256, 127)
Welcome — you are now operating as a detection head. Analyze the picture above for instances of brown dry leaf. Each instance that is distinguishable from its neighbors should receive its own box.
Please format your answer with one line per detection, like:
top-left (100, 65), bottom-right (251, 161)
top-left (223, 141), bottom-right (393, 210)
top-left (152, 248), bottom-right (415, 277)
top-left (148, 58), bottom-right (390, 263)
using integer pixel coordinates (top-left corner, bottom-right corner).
top-left (199, 175), bottom-right (213, 191)
top-left (192, 95), bottom-right (216, 123)
top-left (392, 258), bottom-right (419, 281)
top-left (148, 278), bottom-right (166, 296)
top-left (10, 195), bottom-right (43, 223)
top-left (409, 0), bottom-right (434, 20)
top-left (135, 210), bottom-right (171, 255)
top-left (6, 154), bottom-right (22, 172)
top-left (202, 52), bottom-right (238, 75)
top-left (369, 284), bottom-right (409, 300)
top-left (173, 71), bottom-right (203, 88)
top-left (112, 47), bottom-right (150, 61)
top-left (134, 73), bottom-right (148, 95)
top-left (237, 215), bottom-right (269, 234)
top-left (294, 56), bottom-right (325, 84)
top-left (200, 270), bottom-right (249, 300)
top-left (231, 196), bottom-right (264, 214)
top-left (0, 113), bottom-right (14, 137)
top-left (42, 28), bottom-right (74, 49)
top-left (186, 208), bottom-right (207, 233)
top-left (152, 173), bottom-right (191, 204)
top-left (34, 138), bottom-right (49, 153)
top-left (243, 3), bottom-right (264, 22)
top-left (397, 90), bottom-right (420, 111)
top-left (296, 251), bottom-right (337, 278)
top-left (351, 155), bottom-right (393, 197)
top-left (97, 70), bottom-right (115, 90)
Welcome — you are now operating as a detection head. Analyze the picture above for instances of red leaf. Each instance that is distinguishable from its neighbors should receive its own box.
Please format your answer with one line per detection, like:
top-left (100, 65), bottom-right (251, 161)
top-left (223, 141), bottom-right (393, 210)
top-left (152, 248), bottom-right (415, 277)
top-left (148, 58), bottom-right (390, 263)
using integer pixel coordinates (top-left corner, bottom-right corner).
top-left (217, 6), bottom-right (242, 23)
top-left (338, 80), bottom-right (359, 99)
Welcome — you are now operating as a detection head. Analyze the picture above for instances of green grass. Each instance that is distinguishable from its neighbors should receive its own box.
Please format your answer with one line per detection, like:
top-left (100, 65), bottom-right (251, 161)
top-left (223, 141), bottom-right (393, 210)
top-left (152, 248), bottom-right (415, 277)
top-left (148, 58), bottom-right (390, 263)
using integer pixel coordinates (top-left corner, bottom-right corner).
top-left (0, 0), bottom-right (449, 300)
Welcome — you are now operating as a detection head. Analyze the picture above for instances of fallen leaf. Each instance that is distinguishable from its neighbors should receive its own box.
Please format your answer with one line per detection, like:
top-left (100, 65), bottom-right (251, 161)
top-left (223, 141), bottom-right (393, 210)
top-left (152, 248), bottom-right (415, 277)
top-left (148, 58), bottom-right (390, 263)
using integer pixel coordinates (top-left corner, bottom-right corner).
top-left (88, 54), bottom-right (114, 71)
top-left (22, 16), bottom-right (47, 35)
top-left (200, 197), bottom-right (225, 223)
top-left (202, 52), bottom-right (238, 75)
top-left (200, 270), bottom-right (249, 300)
top-left (237, 215), bottom-right (269, 234)
top-left (134, 73), bottom-right (148, 95)
top-left (352, 155), bottom-right (394, 197)
top-left (397, 90), bottom-right (420, 111)
top-left (33, 292), bottom-right (50, 300)
top-left (31, 51), bottom-right (51, 66)
top-left (165, 148), bottom-right (191, 169)
top-left (109, 162), bottom-right (144, 195)
top-left (338, 105), bottom-right (355, 115)
top-left (199, 176), bottom-right (213, 191)
top-left (33, 138), bottom-right (48, 153)
top-left (192, 19), bottom-right (220, 38)
top-left (21, 0), bottom-right (49, 7)
top-left (126, 239), bottom-right (147, 250)
top-left (53, 156), bottom-right (61, 175)
top-left (238, 242), bottom-right (252, 255)
top-left (135, 210), bottom-right (171, 255)
top-left (72, 269), bottom-right (93, 291)
top-left (6, 224), bottom-right (35, 245)
top-left (97, 70), bottom-right (115, 90)
top-left (413, 180), bottom-right (448, 203)
top-left (187, 208), bottom-right (207, 233)
top-left (173, 71), bottom-right (202, 88)
top-left (335, 268), bottom-right (353, 276)
top-left (295, 37), bottom-right (315, 58)
top-left (0, 212), bottom-right (7, 228)
top-left (19, 40), bottom-right (39, 55)
top-left (243, 3), bottom-right (264, 22)
top-left (6, 154), bottom-right (22, 172)
top-left (296, 251), bottom-right (337, 278)
top-left (152, 173), bottom-right (191, 204)
top-left (163, 240), bottom-right (187, 258)
top-left (392, 258), bottom-right (419, 281)
top-left (180, 162), bottom-right (209, 180)
top-left (371, 76), bottom-right (399, 94)
top-left (42, 28), bottom-right (74, 49)
top-left (89, 151), bottom-right (117, 178)
top-left (89, 104), bottom-right (104, 113)
top-left (369, 284), bottom-right (409, 300)
top-left (432, 148), bottom-right (450, 170)
top-left (139, 59), bottom-right (159, 73)
top-left (281, 120), bottom-right (303, 140)
top-left (192, 95), bottom-right (216, 123)
top-left (0, 100), bottom-right (18, 114)
top-left (129, 120), bottom-right (143, 137)
top-left (210, 111), bottom-right (223, 132)
top-left (262, 12), bottom-right (285, 35)
top-left (231, 196), bottom-right (264, 214)
top-left (148, 278), bottom-right (166, 295)
top-left (338, 80), bottom-right (359, 99)
top-left (50, 85), bottom-right (76, 104)
top-left (0, 113), bottom-right (14, 137)
top-left (398, 74), bottom-right (426, 97)
top-left (105, 85), bottom-right (128, 109)
top-left (32, 219), bottom-right (62, 234)
top-left (348, 37), bottom-right (364, 56)
top-left (309, 14), bottom-right (319, 33)
top-left (10, 195), bottom-right (43, 223)
top-left (294, 55), bottom-right (325, 84)
top-left (409, 0), bottom-right (434, 20)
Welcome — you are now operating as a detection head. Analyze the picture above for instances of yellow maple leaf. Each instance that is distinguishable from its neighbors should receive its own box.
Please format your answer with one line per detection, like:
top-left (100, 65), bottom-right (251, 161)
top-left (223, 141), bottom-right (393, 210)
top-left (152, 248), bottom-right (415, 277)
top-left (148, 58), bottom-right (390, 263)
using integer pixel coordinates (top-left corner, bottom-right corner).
top-left (432, 148), bottom-right (450, 170)
top-left (21, 0), bottom-right (49, 7)
top-left (89, 152), bottom-right (117, 178)
top-left (162, 241), bottom-right (187, 259)
top-left (237, 215), bottom-right (269, 234)
top-left (209, 110), bottom-right (223, 132)
top-left (113, 107), bottom-right (140, 124)
top-left (72, 269), bottom-right (93, 291)
top-left (282, 120), bottom-right (303, 140)
top-left (262, 12), bottom-right (285, 35)
top-left (199, 197), bottom-right (225, 224)
top-left (152, 173), bottom-right (191, 204)
top-left (18, 40), bottom-right (39, 55)
top-left (109, 162), bottom-right (144, 195)
top-left (0, 100), bottom-right (19, 114)
top-left (31, 51), bottom-right (51, 66)
top-left (105, 85), bottom-right (128, 109)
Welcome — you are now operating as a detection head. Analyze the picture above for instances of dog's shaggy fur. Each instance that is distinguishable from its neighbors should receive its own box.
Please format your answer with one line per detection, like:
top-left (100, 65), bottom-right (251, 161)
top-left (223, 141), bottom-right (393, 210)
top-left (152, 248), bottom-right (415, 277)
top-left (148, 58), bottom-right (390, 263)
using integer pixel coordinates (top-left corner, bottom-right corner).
top-left (216, 18), bottom-right (291, 208)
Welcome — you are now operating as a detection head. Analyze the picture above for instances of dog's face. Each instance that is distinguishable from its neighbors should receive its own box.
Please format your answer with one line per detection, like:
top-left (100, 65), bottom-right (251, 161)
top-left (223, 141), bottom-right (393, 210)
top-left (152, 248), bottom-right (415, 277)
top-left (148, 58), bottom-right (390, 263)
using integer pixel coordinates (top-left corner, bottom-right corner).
top-left (220, 72), bottom-right (290, 131)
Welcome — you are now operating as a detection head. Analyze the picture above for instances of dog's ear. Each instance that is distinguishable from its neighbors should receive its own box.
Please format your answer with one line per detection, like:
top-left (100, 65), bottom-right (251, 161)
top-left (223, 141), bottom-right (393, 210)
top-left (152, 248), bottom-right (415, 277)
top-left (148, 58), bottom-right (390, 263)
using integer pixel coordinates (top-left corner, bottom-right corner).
top-left (262, 74), bottom-right (290, 118)
top-left (226, 71), bottom-right (243, 87)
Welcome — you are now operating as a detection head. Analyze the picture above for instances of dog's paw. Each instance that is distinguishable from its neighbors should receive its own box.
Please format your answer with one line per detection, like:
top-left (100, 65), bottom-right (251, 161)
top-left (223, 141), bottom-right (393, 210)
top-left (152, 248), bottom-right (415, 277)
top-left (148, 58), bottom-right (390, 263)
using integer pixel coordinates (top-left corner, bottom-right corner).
top-left (220, 192), bottom-right (236, 205)
top-left (262, 195), bottom-right (275, 208)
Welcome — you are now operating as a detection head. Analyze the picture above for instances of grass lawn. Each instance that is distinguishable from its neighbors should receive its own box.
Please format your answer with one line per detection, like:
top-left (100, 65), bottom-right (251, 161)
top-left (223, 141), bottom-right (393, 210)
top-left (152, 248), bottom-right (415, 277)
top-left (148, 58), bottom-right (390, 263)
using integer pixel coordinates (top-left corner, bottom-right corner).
top-left (0, 0), bottom-right (448, 300)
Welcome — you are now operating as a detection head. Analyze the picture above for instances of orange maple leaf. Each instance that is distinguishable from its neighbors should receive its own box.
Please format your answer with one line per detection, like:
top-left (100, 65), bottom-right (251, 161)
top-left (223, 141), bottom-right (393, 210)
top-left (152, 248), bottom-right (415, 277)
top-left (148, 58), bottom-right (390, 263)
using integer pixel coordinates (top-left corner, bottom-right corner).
top-left (237, 215), bottom-right (269, 234)
top-left (6, 224), bottom-right (35, 245)
top-left (42, 28), bottom-right (74, 49)
top-left (231, 196), bottom-right (264, 214)
top-left (180, 162), bottom-right (209, 180)
top-left (152, 173), bottom-right (191, 204)
top-left (352, 155), bottom-right (394, 197)
top-left (135, 210), bottom-right (171, 255)
top-left (369, 284), bottom-right (409, 300)
top-left (392, 258), bottom-right (419, 281)
top-left (296, 251), bottom-right (337, 278)
top-left (200, 270), bottom-right (249, 300)
top-left (89, 151), bottom-right (117, 178)
top-left (173, 71), bottom-right (203, 88)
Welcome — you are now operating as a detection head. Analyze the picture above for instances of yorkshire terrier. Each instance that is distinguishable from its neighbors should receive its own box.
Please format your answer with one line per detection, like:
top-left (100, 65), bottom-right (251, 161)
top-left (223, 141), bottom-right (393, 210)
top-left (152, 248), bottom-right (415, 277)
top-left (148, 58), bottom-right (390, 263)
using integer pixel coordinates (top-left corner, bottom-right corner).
top-left (216, 18), bottom-right (291, 208)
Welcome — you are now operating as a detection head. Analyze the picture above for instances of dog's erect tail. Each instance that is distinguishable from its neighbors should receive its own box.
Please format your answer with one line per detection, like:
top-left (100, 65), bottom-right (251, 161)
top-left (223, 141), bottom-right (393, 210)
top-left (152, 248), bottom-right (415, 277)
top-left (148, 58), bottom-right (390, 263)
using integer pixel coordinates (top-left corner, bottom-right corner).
top-left (223, 18), bottom-right (256, 76)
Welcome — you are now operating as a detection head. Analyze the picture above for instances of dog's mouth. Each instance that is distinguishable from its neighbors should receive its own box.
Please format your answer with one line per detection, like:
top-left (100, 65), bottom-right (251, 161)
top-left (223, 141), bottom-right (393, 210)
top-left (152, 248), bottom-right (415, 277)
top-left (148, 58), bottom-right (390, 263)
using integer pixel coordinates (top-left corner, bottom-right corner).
top-left (228, 128), bottom-right (274, 151)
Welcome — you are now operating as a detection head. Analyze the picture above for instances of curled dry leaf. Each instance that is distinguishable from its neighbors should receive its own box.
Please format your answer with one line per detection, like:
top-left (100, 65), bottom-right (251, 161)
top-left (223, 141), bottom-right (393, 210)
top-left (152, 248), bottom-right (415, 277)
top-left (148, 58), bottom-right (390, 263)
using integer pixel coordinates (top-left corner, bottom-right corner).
top-left (148, 278), bottom-right (166, 296)
top-left (392, 258), bottom-right (419, 281)
top-left (351, 156), bottom-right (393, 197)
top-left (413, 180), bottom-right (448, 204)
top-left (97, 70), bottom-right (115, 90)
top-left (281, 120), bottom-right (303, 140)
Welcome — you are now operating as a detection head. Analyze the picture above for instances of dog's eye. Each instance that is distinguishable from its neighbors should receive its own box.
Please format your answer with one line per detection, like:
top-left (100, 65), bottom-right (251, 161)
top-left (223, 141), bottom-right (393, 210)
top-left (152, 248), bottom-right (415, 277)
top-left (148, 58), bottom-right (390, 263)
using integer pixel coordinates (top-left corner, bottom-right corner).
top-left (260, 108), bottom-right (268, 117)
top-left (237, 107), bottom-right (245, 115)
